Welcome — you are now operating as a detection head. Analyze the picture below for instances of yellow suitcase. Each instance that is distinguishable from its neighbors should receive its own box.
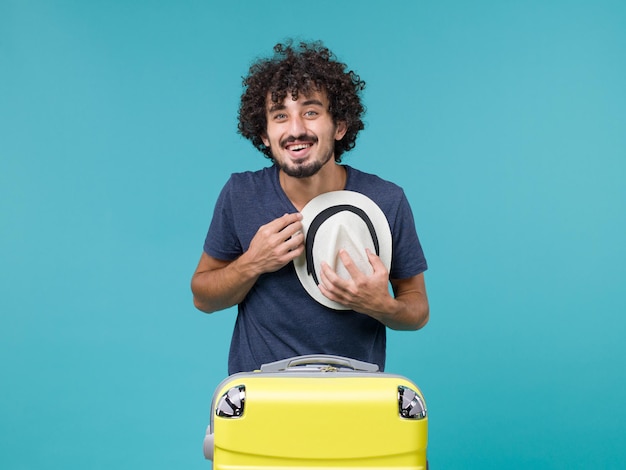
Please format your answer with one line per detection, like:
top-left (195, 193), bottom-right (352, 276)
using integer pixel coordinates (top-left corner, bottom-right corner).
top-left (203, 355), bottom-right (428, 469)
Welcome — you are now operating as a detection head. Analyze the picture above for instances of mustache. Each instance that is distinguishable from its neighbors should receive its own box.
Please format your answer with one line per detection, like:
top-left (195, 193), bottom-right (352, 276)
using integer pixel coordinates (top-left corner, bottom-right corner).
top-left (280, 134), bottom-right (318, 148)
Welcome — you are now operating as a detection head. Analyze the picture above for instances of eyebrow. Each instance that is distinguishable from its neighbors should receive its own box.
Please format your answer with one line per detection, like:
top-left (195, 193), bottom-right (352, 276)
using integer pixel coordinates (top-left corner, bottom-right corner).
top-left (268, 99), bottom-right (325, 113)
top-left (268, 103), bottom-right (286, 113)
top-left (301, 99), bottom-right (325, 107)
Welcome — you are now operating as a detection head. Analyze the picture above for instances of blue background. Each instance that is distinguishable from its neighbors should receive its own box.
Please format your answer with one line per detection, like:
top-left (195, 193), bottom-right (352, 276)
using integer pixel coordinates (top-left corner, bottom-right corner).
top-left (2, 1), bottom-right (625, 468)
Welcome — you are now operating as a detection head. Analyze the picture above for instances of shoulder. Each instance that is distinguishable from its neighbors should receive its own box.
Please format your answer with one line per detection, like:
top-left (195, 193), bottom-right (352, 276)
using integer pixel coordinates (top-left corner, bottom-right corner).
top-left (346, 165), bottom-right (403, 192)
top-left (218, 166), bottom-right (279, 206)
top-left (344, 165), bottom-right (407, 209)
top-left (225, 165), bottom-right (277, 189)
top-left (217, 164), bottom-right (293, 223)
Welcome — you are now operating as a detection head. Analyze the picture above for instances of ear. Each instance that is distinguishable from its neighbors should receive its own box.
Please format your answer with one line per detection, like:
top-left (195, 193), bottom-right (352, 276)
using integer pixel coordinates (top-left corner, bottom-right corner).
top-left (261, 133), bottom-right (270, 147)
top-left (334, 121), bottom-right (348, 141)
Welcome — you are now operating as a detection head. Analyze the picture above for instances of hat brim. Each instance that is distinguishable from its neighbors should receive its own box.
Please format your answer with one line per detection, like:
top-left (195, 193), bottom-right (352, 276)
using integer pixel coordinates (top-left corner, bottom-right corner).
top-left (293, 190), bottom-right (392, 310)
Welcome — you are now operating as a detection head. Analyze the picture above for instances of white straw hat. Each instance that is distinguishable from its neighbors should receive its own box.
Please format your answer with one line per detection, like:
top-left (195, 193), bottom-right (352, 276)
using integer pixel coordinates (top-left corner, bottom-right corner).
top-left (293, 190), bottom-right (392, 310)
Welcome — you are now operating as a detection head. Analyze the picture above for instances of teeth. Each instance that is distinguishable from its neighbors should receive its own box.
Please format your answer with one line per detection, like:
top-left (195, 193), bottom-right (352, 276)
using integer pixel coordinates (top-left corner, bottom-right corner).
top-left (289, 144), bottom-right (311, 151)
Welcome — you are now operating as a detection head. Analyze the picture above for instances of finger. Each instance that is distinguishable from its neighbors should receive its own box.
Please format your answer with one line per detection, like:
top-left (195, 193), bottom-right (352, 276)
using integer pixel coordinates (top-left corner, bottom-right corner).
top-left (277, 212), bottom-right (303, 231)
top-left (320, 261), bottom-right (351, 292)
top-left (365, 248), bottom-right (386, 273)
top-left (281, 221), bottom-right (303, 240)
top-left (338, 249), bottom-right (367, 279)
top-left (320, 261), bottom-right (337, 285)
top-left (278, 243), bottom-right (305, 265)
top-left (318, 282), bottom-right (342, 304)
top-left (318, 265), bottom-right (344, 301)
top-left (283, 230), bottom-right (304, 252)
top-left (261, 212), bottom-right (301, 234)
top-left (258, 214), bottom-right (302, 246)
top-left (278, 216), bottom-right (304, 241)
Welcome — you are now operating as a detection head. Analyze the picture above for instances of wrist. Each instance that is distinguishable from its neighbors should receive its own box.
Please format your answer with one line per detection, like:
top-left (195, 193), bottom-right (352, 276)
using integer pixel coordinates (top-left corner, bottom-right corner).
top-left (234, 250), bottom-right (265, 280)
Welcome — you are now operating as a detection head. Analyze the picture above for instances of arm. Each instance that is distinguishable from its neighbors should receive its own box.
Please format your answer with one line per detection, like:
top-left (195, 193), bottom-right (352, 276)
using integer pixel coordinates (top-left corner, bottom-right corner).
top-left (318, 249), bottom-right (429, 330)
top-left (191, 253), bottom-right (257, 313)
top-left (387, 273), bottom-right (429, 330)
top-left (191, 212), bottom-right (304, 313)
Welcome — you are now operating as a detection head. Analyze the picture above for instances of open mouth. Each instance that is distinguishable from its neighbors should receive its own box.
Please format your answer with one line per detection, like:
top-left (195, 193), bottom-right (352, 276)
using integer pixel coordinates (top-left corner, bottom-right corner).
top-left (287, 143), bottom-right (314, 153)
top-left (281, 134), bottom-right (318, 155)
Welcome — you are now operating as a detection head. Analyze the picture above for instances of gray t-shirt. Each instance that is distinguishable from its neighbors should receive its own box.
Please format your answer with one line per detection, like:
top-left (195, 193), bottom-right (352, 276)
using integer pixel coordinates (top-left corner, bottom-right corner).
top-left (204, 164), bottom-right (427, 374)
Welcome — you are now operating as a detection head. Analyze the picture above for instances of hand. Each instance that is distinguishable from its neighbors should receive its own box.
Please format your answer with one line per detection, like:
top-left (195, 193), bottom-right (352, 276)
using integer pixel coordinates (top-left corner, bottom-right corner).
top-left (318, 249), bottom-right (394, 315)
top-left (243, 213), bottom-right (304, 275)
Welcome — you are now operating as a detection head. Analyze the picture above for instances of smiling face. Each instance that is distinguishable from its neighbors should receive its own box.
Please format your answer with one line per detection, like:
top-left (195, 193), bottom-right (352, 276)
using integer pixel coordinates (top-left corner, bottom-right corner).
top-left (262, 90), bottom-right (347, 178)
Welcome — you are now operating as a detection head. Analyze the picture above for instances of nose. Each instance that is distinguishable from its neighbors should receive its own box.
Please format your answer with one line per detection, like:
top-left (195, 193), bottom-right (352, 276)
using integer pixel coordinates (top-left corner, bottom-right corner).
top-left (288, 114), bottom-right (306, 137)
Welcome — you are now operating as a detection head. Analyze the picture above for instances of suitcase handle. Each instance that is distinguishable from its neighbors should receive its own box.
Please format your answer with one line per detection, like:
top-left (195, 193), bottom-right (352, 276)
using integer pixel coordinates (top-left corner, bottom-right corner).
top-left (260, 354), bottom-right (380, 372)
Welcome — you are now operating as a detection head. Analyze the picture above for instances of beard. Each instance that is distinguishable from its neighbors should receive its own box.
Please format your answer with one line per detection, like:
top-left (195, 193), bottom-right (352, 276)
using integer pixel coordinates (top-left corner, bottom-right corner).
top-left (278, 157), bottom-right (327, 178)
top-left (273, 134), bottom-right (334, 178)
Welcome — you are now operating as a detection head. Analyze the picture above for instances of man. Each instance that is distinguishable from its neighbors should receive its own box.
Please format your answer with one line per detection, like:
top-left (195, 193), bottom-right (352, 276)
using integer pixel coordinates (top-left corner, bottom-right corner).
top-left (191, 41), bottom-right (429, 374)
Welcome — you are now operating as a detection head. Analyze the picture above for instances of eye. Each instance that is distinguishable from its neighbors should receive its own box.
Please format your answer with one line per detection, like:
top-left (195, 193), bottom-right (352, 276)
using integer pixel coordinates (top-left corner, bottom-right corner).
top-left (272, 113), bottom-right (288, 121)
top-left (304, 110), bottom-right (319, 118)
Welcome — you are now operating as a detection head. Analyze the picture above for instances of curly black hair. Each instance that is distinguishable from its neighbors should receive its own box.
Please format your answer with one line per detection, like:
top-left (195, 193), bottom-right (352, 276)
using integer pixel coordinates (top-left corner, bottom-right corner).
top-left (238, 40), bottom-right (366, 162)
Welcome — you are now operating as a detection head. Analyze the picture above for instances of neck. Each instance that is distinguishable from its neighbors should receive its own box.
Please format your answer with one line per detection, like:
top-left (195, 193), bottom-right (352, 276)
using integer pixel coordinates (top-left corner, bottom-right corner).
top-left (280, 162), bottom-right (346, 211)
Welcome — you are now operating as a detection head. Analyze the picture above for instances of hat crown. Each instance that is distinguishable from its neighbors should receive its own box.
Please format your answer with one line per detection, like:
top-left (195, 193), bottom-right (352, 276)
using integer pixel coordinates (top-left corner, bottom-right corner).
top-left (329, 219), bottom-right (376, 280)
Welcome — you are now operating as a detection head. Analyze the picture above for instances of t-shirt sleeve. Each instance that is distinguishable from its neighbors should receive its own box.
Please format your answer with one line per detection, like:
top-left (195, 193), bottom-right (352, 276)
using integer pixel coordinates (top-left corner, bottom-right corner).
top-left (203, 177), bottom-right (243, 261)
top-left (389, 190), bottom-right (428, 279)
